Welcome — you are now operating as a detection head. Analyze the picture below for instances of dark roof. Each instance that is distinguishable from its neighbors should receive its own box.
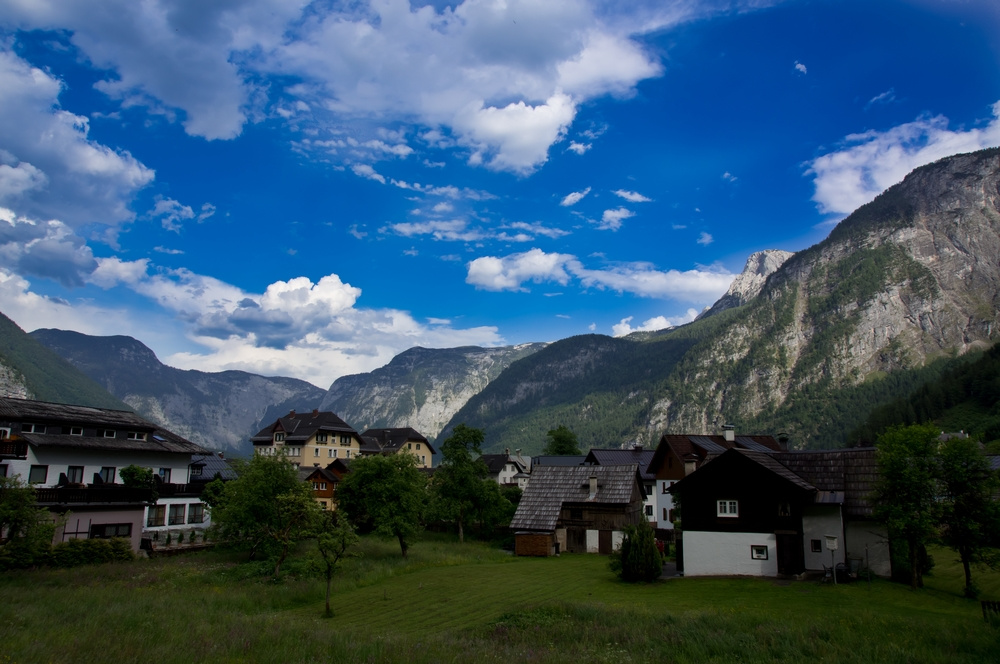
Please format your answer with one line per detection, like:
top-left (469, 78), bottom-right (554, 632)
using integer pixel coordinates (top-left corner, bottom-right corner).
top-left (531, 455), bottom-right (587, 467)
top-left (190, 453), bottom-right (238, 480)
top-left (479, 453), bottom-right (527, 475)
top-left (0, 396), bottom-right (154, 429)
top-left (584, 448), bottom-right (655, 481)
top-left (19, 431), bottom-right (206, 455)
top-left (510, 464), bottom-right (643, 532)
top-left (360, 427), bottom-right (435, 455)
top-left (300, 466), bottom-right (341, 483)
top-left (647, 433), bottom-right (783, 475)
top-left (251, 409), bottom-right (358, 444)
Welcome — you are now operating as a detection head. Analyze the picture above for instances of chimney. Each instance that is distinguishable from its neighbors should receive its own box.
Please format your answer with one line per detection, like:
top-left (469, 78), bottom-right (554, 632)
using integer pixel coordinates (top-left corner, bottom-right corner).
top-left (589, 475), bottom-right (598, 499)
top-left (723, 425), bottom-right (735, 442)
top-left (312, 409), bottom-right (319, 417)
top-left (288, 410), bottom-right (296, 418)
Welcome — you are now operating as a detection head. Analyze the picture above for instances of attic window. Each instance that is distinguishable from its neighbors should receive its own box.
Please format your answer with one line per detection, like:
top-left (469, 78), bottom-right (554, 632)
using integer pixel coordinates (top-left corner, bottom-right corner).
top-left (316, 433), bottom-right (328, 443)
top-left (717, 500), bottom-right (739, 518)
top-left (101, 429), bottom-right (116, 438)
top-left (274, 433), bottom-right (285, 442)
top-left (23, 424), bottom-right (43, 434)
top-left (70, 427), bottom-right (84, 436)
top-left (127, 432), bottom-right (146, 441)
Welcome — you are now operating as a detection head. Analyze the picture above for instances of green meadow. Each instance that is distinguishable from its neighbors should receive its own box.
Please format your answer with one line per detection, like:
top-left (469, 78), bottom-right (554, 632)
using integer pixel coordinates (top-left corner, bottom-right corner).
top-left (1, 538), bottom-right (997, 663)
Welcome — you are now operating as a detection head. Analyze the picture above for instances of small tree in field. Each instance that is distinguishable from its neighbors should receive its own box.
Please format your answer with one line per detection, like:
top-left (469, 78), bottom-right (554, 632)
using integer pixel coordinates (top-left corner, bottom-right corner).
top-left (313, 513), bottom-right (359, 618)
top-left (433, 424), bottom-right (488, 543)
top-left (609, 520), bottom-right (662, 583)
top-left (0, 475), bottom-right (55, 570)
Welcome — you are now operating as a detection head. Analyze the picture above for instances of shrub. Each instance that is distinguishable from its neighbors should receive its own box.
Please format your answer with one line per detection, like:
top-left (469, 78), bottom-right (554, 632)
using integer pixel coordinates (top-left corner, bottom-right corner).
top-left (51, 537), bottom-right (134, 567)
top-left (609, 521), bottom-right (662, 583)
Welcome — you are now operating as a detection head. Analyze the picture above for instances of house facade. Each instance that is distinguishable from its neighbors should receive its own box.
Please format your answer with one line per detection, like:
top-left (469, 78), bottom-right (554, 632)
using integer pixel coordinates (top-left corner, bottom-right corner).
top-left (0, 397), bottom-right (210, 551)
top-left (510, 464), bottom-right (646, 557)
top-left (480, 449), bottom-right (530, 487)
top-left (252, 410), bottom-right (371, 467)
top-left (584, 447), bottom-right (656, 523)
top-left (646, 431), bottom-right (784, 531)
top-left (360, 427), bottom-right (435, 468)
top-left (671, 447), bottom-right (890, 578)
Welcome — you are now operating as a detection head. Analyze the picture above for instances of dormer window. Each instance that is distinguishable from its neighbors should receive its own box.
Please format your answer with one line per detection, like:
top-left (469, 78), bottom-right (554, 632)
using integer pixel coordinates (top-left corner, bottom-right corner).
top-left (70, 427), bottom-right (84, 436)
top-left (23, 424), bottom-right (44, 434)
top-left (274, 432), bottom-right (285, 442)
top-left (102, 429), bottom-right (116, 438)
top-left (127, 432), bottom-right (146, 441)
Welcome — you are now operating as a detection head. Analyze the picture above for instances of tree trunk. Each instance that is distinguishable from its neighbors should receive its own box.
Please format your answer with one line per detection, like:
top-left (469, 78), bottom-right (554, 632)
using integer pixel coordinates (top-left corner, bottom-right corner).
top-left (961, 547), bottom-right (974, 597)
top-left (458, 506), bottom-right (465, 544)
top-left (909, 539), bottom-right (919, 590)
top-left (325, 572), bottom-right (333, 618)
top-left (398, 533), bottom-right (408, 558)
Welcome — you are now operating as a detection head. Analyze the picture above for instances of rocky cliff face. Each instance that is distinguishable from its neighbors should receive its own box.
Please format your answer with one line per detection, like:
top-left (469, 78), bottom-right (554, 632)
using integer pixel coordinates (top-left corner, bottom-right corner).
top-left (320, 343), bottom-right (546, 439)
top-left (31, 330), bottom-right (328, 453)
top-left (652, 148), bottom-right (1000, 440)
top-left (0, 357), bottom-right (30, 399)
top-left (698, 249), bottom-right (794, 318)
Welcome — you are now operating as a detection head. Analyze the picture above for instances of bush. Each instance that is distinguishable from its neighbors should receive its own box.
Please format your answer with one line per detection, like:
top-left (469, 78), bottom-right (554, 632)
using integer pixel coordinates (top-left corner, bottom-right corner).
top-left (609, 521), bottom-right (662, 583)
top-left (51, 537), bottom-right (135, 567)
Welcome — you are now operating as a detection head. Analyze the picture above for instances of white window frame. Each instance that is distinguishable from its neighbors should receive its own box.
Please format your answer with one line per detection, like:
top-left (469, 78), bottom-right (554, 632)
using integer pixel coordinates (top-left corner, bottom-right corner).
top-left (717, 499), bottom-right (739, 517)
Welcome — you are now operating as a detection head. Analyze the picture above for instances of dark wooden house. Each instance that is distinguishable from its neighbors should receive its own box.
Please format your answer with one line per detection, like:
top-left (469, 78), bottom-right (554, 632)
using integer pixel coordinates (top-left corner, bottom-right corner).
top-left (510, 464), bottom-right (645, 557)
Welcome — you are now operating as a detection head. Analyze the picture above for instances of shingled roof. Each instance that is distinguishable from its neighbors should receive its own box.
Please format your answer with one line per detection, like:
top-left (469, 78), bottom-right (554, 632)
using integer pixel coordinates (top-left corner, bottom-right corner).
top-left (510, 464), bottom-right (643, 533)
top-left (360, 427), bottom-right (436, 455)
top-left (584, 447), bottom-right (655, 482)
top-left (647, 433), bottom-right (783, 475)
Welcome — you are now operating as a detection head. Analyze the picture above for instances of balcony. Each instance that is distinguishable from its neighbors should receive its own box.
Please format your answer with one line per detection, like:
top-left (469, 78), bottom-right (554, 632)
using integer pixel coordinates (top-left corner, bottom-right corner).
top-left (0, 439), bottom-right (28, 459)
top-left (156, 482), bottom-right (209, 497)
top-left (34, 486), bottom-right (154, 506)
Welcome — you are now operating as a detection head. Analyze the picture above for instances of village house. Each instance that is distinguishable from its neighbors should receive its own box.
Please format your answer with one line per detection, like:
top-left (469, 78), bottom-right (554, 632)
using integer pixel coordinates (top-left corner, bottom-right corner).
top-left (646, 429), bottom-right (785, 531)
top-left (480, 448), bottom-right (530, 487)
top-left (670, 447), bottom-right (889, 578)
top-left (360, 427), bottom-right (435, 468)
top-left (510, 464), bottom-right (646, 556)
top-left (251, 409), bottom-right (372, 467)
top-left (584, 446), bottom-right (656, 524)
top-left (299, 459), bottom-right (351, 511)
top-left (0, 396), bottom-right (210, 551)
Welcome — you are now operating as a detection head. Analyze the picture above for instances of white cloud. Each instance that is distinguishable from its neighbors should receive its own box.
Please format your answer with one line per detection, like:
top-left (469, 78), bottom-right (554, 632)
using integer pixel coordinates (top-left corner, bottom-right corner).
top-left (721, 172), bottom-right (737, 182)
top-left (794, 61), bottom-right (807, 75)
top-left (613, 189), bottom-right (651, 202)
top-left (505, 221), bottom-right (570, 239)
top-left (807, 100), bottom-right (1000, 215)
top-left (561, 187), bottom-right (592, 206)
top-left (89, 256), bottom-right (149, 288)
top-left (0, 49), bottom-right (154, 229)
top-left (352, 163), bottom-right (386, 184)
top-left (466, 248), bottom-right (735, 303)
top-left (697, 232), bottom-right (713, 245)
top-left (0, 207), bottom-right (97, 287)
top-left (611, 309), bottom-right (699, 337)
top-left (567, 141), bottom-right (591, 155)
top-left (387, 219), bottom-right (485, 242)
top-left (599, 207), bottom-right (634, 231)
top-left (150, 197), bottom-right (195, 232)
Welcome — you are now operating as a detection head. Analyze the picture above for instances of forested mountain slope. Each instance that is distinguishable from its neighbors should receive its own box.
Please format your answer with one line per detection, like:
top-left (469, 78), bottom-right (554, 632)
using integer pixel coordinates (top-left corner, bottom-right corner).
top-left (445, 149), bottom-right (1000, 453)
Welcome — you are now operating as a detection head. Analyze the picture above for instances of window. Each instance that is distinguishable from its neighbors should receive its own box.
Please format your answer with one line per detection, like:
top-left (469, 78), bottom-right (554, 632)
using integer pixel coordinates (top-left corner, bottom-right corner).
top-left (407, 443), bottom-right (412, 449)
top-left (0, 464), bottom-right (8, 477)
top-left (274, 432), bottom-right (285, 442)
top-left (662, 508), bottom-right (668, 520)
top-left (329, 448), bottom-right (335, 458)
top-left (285, 447), bottom-right (300, 457)
top-left (645, 483), bottom-right (654, 496)
top-left (99, 467), bottom-right (115, 483)
top-left (319, 500), bottom-right (328, 510)
top-left (188, 503), bottom-right (205, 524)
top-left (314, 448), bottom-right (320, 457)
top-left (778, 501), bottom-right (791, 517)
top-left (313, 482), bottom-right (327, 491)
top-left (339, 435), bottom-right (350, 446)
top-left (662, 483), bottom-right (669, 494)
top-left (669, 509), bottom-right (676, 522)
top-left (751, 545), bottom-right (768, 560)
top-left (69, 427), bottom-right (84, 436)
top-left (344, 449), bottom-right (351, 459)
top-left (0, 427), bottom-right (9, 439)
top-left (147, 505), bottom-right (166, 527)
top-left (420, 455), bottom-right (426, 465)
top-left (168, 504), bottom-right (186, 525)
top-left (316, 433), bottom-right (328, 443)
top-left (23, 423), bottom-right (44, 434)
top-left (189, 465), bottom-right (203, 478)
top-left (158, 468), bottom-right (172, 483)
top-left (811, 539), bottom-right (822, 553)
top-left (127, 431), bottom-right (146, 441)
top-left (90, 523), bottom-right (132, 539)
top-left (717, 500), bottom-right (738, 517)
top-left (101, 429), bottom-right (116, 438)
top-left (67, 466), bottom-right (84, 483)
top-left (29, 465), bottom-right (47, 484)
top-left (416, 443), bottom-right (421, 450)
top-left (645, 505), bottom-right (653, 516)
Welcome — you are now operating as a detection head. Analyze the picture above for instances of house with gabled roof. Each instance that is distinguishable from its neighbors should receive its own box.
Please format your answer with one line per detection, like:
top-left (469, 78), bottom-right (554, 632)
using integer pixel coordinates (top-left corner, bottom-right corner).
top-left (0, 396), bottom-right (210, 551)
top-left (646, 430), bottom-right (785, 530)
top-left (360, 427), bottom-right (435, 468)
top-left (510, 464), bottom-right (646, 556)
top-left (299, 459), bottom-right (351, 511)
top-left (252, 409), bottom-right (369, 468)
top-left (584, 446), bottom-right (656, 523)
top-left (480, 449), bottom-right (530, 486)
top-left (670, 447), bottom-right (889, 578)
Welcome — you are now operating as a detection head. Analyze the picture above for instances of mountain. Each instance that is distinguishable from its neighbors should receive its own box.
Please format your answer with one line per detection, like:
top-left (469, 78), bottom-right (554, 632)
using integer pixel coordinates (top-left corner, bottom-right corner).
top-left (0, 311), bottom-right (127, 409)
top-left (697, 249), bottom-right (794, 319)
top-left (29, 330), bottom-right (328, 454)
top-left (319, 343), bottom-right (547, 439)
top-left (443, 148), bottom-right (1000, 452)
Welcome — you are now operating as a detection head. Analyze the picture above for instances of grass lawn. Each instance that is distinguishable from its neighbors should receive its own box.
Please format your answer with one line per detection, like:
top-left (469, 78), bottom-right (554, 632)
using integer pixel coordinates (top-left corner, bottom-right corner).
top-left (1, 537), bottom-right (997, 663)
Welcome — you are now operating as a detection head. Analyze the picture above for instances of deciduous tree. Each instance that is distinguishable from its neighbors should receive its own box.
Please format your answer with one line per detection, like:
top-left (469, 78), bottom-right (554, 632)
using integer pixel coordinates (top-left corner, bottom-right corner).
top-left (0, 475), bottom-right (55, 570)
top-left (313, 513), bottom-right (359, 618)
top-left (433, 424), bottom-right (488, 543)
top-left (544, 425), bottom-right (581, 455)
top-left (337, 453), bottom-right (426, 557)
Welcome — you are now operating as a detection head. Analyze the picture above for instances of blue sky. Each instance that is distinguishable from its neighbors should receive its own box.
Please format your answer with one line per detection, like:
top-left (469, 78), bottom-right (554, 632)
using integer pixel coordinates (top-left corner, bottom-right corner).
top-left (1, 0), bottom-right (998, 389)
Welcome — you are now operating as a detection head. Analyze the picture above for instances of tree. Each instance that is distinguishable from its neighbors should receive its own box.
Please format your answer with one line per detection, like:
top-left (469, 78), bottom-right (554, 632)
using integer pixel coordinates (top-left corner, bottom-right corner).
top-left (609, 520), bottom-right (662, 582)
top-left (337, 453), bottom-right (426, 557)
top-left (0, 475), bottom-right (56, 570)
top-left (313, 513), bottom-right (359, 618)
top-left (210, 453), bottom-right (320, 577)
top-left (872, 424), bottom-right (939, 589)
top-left (432, 424), bottom-right (488, 543)
top-left (938, 436), bottom-right (1000, 598)
top-left (120, 464), bottom-right (157, 503)
top-left (544, 425), bottom-right (581, 455)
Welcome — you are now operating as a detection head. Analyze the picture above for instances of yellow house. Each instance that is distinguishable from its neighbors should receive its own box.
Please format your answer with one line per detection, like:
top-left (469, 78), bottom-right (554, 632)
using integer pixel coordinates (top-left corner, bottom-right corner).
top-left (360, 427), bottom-right (435, 469)
top-left (251, 409), bottom-right (370, 469)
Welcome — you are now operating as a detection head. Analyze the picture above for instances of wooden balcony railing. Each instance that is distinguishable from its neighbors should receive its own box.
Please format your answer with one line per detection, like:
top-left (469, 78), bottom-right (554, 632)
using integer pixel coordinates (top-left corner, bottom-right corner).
top-left (34, 486), bottom-right (154, 505)
top-left (0, 439), bottom-right (28, 458)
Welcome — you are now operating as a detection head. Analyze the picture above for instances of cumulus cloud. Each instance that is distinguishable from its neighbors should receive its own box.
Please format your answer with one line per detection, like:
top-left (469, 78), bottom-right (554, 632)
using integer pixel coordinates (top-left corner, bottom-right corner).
top-left (0, 208), bottom-right (97, 287)
top-left (613, 189), bottom-right (652, 202)
top-left (697, 232), bottom-right (713, 245)
top-left (794, 61), bottom-right (807, 75)
top-left (352, 163), bottom-right (386, 184)
top-left (0, 48), bottom-right (154, 229)
top-left (466, 248), bottom-right (735, 303)
top-left (611, 308), bottom-right (699, 336)
top-left (567, 141), bottom-right (591, 155)
top-left (150, 197), bottom-right (195, 232)
top-left (561, 187), bottom-right (592, 206)
top-left (807, 100), bottom-right (1000, 216)
top-left (599, 207), bottom-right (634, 230)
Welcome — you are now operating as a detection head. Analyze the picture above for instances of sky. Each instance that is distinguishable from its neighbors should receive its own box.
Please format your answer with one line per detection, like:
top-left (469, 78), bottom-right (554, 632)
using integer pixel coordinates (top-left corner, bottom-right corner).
top-left (1, 0), bottom-right (999, 390)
